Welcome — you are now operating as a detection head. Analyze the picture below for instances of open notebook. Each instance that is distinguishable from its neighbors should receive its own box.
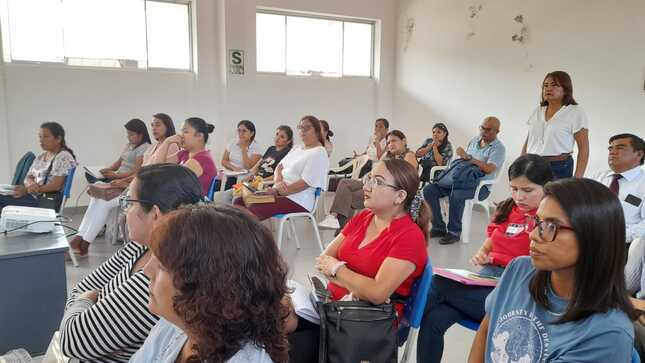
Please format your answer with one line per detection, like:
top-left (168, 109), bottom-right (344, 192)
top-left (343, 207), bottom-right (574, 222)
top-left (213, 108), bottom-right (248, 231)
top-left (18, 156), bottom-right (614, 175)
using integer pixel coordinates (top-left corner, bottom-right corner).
top-left (433, 267), bottom-right (498, 287)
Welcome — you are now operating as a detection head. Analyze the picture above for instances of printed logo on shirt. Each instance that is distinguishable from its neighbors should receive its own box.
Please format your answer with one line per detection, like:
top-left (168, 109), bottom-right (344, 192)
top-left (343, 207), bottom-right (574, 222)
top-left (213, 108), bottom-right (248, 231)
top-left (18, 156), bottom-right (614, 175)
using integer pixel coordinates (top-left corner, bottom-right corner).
top-left (491, 309), bottom-right (550, 363)
top-left (505, 223), bottom-right (525, 237)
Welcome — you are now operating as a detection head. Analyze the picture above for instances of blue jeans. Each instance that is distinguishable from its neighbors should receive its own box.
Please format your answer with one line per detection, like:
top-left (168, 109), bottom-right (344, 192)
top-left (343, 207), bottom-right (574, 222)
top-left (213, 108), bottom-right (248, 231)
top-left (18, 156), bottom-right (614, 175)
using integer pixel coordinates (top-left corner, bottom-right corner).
top-left (422, 183), bottom-right (490, 236)
top-left (0, 193), bottom-right (38, 212)
top-left (417, 276), bottom-right (493, 363)
top-left (549, 157), bottom-right (573, 179)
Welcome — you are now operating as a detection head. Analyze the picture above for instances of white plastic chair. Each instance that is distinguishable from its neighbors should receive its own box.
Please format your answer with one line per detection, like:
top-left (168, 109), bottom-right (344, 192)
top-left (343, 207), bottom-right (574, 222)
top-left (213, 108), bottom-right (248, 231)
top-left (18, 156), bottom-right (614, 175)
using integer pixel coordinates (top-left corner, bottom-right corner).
top-left (272, 188), bottom-right (325, 252)
top-left (320, 154), bottom-right (370, 218)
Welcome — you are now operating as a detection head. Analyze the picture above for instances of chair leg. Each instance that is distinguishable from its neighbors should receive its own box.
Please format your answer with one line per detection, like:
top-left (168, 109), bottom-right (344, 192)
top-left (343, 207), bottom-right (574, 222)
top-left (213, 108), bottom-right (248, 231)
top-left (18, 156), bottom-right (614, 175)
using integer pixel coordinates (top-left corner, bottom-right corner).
top-left (309, 215), bottom-right (325, 252)
top-left (289, 219), bottom-right (301, 250)
top-left (68, 246), bottom-right (79, 267)
top-left (400, 328), bottom-right (418, 363)
top-left (461, 200), bottom-right (473, 243)
top-left (276, 218), bottom-right (286, 251)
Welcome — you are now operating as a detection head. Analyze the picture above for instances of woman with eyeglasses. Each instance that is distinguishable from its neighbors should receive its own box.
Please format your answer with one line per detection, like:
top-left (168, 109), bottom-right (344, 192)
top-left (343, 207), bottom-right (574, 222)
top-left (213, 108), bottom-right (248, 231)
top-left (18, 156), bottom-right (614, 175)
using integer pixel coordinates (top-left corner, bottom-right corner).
top-left (221, 120), bottom-right (263, 190)
top-left (59, 164), bottom-right (203, 363)
top-left (319, 130), bottom-right (419, 233)
top-left (468, 178), bottom-right (636, 363)
top-left (416, 123), bottom-right (453, 183)
top-left (417, 154), bottom-right (553, 363)
top-left (315, 159), bottom-right (429, 317)
top-left (521, 71), bottom-right (590, 179)
top-left (233, 115), bottom-right (329, 220)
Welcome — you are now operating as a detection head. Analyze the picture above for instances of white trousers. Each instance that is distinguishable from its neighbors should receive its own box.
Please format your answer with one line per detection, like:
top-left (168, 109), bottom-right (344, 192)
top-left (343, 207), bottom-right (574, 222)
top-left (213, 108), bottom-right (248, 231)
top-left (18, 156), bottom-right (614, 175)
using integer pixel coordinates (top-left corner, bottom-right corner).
top-left (76, 196), bottom-right (119, 243)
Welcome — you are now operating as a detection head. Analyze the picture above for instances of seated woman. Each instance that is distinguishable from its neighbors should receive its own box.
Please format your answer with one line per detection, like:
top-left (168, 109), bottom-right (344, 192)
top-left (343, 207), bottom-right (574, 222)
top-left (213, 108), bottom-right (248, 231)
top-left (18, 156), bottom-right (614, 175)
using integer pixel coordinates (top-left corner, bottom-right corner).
top-left (70, 118), bottom-right (167, 255)
top-left (234, 115), bottom-right (329, 220)
top-left (0, 122), bottom-right (76, 212)
top-left (131, 204), bottom-right (290, 363)
top-left (221, 120), bottom-right (263, 190)
top-left (416, 122), bottom-right (453, 183)
top-left (315, 159), bottom-right (429, 315)
top-left (213, 125), bottom-right (294, 205)
top-left (319, 129), bottom-right (418, 232)
top-left (320, 119), bottom-right (334, 156)
top-left (468, 178), bottom-right (637, 362)
top-left (417, 154), bottom-right (553, 363)
top-left (85, 119), bottom-right (151, 184)
top-left (59, 164), bottom-right (203, 362)
top-left (158, 117), bottom-right (217, 196)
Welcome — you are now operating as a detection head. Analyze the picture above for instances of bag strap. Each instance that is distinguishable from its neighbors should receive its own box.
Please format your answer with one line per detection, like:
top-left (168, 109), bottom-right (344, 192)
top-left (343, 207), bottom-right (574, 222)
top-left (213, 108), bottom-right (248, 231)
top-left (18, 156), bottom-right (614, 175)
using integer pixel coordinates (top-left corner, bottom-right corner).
top-left (43, 152), bottom-right (59, 186)
top-left (317, 301), bottom-right (328, 363)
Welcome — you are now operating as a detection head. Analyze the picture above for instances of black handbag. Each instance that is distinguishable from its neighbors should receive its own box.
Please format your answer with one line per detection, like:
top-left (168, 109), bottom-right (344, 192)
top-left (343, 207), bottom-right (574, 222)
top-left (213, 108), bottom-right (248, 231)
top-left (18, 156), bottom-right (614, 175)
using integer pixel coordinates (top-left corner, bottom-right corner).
top-left (317, 300), bottom-right (397, 363)
top-left (36, 153), bottom-right (64, 212)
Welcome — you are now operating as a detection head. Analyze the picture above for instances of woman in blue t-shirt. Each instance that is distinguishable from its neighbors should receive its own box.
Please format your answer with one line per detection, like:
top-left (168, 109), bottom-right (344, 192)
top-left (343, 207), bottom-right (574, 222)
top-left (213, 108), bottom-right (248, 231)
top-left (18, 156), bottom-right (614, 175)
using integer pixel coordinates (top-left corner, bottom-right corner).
top-left (468, 178), bottom-right (637, 363)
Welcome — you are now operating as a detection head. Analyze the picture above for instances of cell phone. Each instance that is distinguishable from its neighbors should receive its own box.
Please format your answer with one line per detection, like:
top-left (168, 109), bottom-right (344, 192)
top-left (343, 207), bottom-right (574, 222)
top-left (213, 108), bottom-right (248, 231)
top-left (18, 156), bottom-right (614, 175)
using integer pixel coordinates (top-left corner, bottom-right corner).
top-left (308, 273), bottom-right (331, 302)
top-left (242, 182), bottom-right (258, 193)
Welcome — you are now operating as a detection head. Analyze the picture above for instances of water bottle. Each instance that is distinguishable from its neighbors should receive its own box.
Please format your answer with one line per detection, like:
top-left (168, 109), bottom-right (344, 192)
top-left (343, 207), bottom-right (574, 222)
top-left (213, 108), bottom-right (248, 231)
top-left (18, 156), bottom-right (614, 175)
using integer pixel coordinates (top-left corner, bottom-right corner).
top-left (0, 349), bottom-right (32, 363)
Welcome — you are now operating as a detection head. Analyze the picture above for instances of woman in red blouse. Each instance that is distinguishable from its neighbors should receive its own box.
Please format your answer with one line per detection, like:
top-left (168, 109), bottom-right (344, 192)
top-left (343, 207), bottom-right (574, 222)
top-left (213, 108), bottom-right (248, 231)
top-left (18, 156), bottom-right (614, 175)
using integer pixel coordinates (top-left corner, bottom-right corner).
top-left (315, 159), bottom-right (430, 314)
top-left (416, 154), bottom-right (554, 363)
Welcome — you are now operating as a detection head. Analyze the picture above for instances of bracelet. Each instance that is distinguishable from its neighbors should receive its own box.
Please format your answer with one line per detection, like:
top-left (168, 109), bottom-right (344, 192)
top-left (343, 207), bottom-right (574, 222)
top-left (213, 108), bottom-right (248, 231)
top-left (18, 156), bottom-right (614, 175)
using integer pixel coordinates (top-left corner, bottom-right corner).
top-left (330, 261), bottom-right (347, 277)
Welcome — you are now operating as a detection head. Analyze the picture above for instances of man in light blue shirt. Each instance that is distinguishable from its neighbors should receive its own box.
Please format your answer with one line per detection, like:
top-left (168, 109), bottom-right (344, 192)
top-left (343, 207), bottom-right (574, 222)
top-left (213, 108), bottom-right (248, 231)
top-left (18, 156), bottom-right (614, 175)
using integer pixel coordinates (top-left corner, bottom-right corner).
top-left (423, 117), bottom-right (506, 244)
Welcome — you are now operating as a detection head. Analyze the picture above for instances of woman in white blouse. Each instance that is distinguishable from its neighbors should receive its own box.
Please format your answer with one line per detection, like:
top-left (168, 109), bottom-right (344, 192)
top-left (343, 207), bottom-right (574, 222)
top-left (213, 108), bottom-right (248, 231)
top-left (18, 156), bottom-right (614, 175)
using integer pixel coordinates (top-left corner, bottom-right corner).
top-left (221, 120), bottom-right (263, 190)
top-left (521, 71), bottom-right (589, 179)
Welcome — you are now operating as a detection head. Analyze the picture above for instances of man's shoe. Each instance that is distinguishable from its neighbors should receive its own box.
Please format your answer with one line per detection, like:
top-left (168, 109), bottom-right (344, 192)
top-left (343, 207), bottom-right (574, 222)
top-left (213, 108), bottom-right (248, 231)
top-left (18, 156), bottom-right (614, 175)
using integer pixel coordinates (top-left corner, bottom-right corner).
top-left (439, 234), bottom-right (460, 245)
top-left (430, 229), bottom-right (447, 239)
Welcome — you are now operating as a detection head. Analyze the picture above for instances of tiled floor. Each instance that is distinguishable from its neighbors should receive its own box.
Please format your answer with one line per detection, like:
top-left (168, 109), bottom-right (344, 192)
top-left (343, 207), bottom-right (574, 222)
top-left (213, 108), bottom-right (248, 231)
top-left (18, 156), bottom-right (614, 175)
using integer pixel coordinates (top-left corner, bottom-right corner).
top-left (58, 198), bottom-right (491, 363)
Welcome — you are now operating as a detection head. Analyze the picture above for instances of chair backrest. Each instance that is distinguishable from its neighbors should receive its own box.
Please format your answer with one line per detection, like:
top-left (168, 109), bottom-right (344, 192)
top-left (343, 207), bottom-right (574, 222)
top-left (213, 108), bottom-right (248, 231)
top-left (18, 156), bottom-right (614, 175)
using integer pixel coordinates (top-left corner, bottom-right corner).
top-left (350, 154), bottom-right (370, 180)
top-left (632, 348), bottom-right (640, 363)
top-left (207, 176), bottom-right (219, 201)
top-left (58, 167), bottom-right (76, 214)
top-left (11, 152), bottom-right (36, 185)
top-left (402, 258), bottom-right (433, 329)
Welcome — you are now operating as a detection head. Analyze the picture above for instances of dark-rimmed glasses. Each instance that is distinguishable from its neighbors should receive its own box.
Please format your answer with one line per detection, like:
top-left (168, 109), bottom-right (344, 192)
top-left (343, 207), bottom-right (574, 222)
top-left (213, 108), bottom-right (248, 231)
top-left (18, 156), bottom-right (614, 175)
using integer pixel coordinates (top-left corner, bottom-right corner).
top-left (525, 215), bottom-right (575, 242)
top-left (118, 195), bottom-right (153, 212)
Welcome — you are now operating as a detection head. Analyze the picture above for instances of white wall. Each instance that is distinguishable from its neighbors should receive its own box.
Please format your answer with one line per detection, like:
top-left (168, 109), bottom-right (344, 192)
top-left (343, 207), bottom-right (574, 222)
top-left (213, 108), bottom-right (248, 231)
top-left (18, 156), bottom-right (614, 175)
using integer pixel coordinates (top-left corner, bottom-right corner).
top-left (0, 0), bottom-right (397, 206)
top-left (394, 0), bottom-right (645, 200)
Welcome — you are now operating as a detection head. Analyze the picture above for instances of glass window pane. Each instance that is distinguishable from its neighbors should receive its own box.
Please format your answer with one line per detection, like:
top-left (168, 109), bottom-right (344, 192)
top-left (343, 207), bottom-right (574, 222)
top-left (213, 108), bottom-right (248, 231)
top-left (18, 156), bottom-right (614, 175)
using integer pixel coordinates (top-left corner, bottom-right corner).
top-left (256, 13), bottom-right (285, 73)
top-left (62, 0), bottom-right (146, 61)
top-left (343, 22), bottom-right (372, 77)
top-left (286, 16), bottom-right (342, 77)
top-left (146, 1), bottom-right (191, 70)
top-left (4, 0), bottom-right (64, 62)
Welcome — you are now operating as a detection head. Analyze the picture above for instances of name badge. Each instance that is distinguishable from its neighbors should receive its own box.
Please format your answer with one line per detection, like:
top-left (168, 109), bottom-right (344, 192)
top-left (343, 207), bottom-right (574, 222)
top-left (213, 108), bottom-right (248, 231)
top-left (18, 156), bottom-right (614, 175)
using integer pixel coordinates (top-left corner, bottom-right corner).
top-left (625, 194), bottom-right (643, 207)
top-left (505, 224), bottom-right (524, 237)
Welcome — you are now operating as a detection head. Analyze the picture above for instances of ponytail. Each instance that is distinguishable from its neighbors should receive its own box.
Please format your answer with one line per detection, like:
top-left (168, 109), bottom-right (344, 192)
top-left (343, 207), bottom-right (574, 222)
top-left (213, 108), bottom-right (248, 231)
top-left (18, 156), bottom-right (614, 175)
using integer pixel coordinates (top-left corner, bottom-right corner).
top-left (185, 117), bottom-right (214, 144)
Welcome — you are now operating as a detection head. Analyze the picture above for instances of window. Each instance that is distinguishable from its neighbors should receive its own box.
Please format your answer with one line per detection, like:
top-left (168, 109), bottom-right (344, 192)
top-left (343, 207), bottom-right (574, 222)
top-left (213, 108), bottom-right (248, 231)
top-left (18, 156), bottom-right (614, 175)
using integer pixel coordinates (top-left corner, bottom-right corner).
top-left (256, 10), bottom-right (374, 78)
top-left (0, 0), bottom-right (192, 71)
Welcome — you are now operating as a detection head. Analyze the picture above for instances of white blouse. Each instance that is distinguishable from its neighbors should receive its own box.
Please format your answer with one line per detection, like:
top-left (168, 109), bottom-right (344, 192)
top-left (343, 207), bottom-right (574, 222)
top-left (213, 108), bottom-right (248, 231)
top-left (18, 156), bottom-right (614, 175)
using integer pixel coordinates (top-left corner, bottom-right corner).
top-left (525, 104), bottom-right (589, 156)
top-left (278, 145), bottom-right (329, 211)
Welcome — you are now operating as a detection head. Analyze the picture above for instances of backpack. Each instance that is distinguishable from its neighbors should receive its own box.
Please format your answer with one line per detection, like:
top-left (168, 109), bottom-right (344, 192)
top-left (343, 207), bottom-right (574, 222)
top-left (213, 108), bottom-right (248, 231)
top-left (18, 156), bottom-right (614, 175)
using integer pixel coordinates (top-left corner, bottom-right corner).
top-left (434, 158), bottom-right (485, 190)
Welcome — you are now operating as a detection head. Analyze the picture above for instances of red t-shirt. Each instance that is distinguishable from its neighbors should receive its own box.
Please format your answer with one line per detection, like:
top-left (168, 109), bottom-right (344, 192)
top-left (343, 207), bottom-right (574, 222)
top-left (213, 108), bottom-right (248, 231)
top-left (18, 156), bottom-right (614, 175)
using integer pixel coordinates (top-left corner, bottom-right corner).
top-left (487, 205), bottom-right (535, 267)
top-left (328, 210), bottom-right (428, 305)
top-left (177, 149), bottom-right (217, 196)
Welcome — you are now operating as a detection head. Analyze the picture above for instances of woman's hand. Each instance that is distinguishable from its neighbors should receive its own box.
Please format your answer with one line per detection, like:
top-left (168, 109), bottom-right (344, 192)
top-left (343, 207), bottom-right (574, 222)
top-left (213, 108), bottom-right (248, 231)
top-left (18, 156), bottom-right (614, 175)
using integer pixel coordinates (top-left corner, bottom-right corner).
top-left (12, 185), bottom-right (27, 198)
top-left (110, 179), bottom-right (129, 188)
top-left (274, 181), bottom-right (288, 196)
top-left (470, 249), bottom-right (491, 266)
top-left (79, 290), bottom-right (99, 303)
top-left (102, 170), bottom-right (118, 179)
top-left (164, 134), bottom-right (183, 145)
top-left (26, 184), bottom-right (41, 194)
top-left (315, 255), bottom-right (341, 277)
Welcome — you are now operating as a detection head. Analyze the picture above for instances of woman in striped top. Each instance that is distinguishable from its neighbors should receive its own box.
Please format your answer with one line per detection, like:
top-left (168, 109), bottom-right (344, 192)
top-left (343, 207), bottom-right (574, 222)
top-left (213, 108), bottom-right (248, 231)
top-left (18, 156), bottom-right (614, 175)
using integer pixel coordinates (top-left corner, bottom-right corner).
top-left (59, 164), bottom-right (203, 362)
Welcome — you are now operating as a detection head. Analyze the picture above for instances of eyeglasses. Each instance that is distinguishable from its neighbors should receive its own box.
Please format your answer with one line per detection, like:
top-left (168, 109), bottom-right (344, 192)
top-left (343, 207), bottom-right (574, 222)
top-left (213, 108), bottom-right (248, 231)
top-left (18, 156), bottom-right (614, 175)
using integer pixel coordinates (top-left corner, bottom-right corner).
top-left (118, 195), bottom-right (153, 212)
top-left (525, 215), bottom-right (575, 242)
top-left (297, 124), bottom-right (313, 132)
top-left (362, 174), bottom-right (400, 190)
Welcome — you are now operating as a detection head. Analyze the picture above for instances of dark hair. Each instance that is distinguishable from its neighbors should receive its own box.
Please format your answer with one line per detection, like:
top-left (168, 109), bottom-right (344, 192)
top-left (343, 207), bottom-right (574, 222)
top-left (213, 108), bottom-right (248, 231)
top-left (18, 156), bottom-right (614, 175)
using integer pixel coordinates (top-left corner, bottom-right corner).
top-left (385, 130), bottom-right (410, 158)
top-left (375, 118), bottom-right (390, 129)
top-left (124, 118), bottom-right (152, 147)
top-left (152, 113), bottom-right (176, 138)
top-left (300, 115), bottom-right (325, 146)
top-left (40, 122), bottom-right (76, 159)
top-left (134, 163), bottom-right (203, 213)
top-left (609, 133), bottom-right (645, 165)
top-left (238, 120), bottom-right (256, 142)
top-left (432, 122), bottom-right (450, 153)
top-left (185, 117), bottom-right (215, 144)
top-left (493, 154), bottom-right (553, 224)
top-left (277, 125), bottom-right (294, 149)
top-left (320, 120), bottom-right (334, 140)
top-left (540, 71), bottom-right (578, 106)
top-left (150, 204), bottom-right (290, 363)
top-left (528, 178), bottom-right (638, 323)
top-left (381, 159), bottom-right (431, 241)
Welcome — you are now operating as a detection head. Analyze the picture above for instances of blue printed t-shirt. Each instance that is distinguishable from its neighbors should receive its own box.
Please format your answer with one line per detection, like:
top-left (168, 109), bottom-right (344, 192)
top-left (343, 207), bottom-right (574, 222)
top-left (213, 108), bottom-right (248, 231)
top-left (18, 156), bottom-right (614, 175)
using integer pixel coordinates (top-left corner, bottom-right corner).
top-left (484, 257), bottom-right (633, 363)
top-left (465, 136), bottom-right (506, 181)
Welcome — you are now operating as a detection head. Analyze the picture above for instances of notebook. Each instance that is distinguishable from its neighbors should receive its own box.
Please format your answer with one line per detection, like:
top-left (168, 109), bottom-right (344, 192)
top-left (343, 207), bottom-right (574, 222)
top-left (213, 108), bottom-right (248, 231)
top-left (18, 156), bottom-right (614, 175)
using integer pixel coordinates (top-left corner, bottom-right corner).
top-left (287, 279), bottom-right (320, 324)
top-left (433, 267), bottom-right (498, 287)
top-left (83, 166), bottom-right (105, 179)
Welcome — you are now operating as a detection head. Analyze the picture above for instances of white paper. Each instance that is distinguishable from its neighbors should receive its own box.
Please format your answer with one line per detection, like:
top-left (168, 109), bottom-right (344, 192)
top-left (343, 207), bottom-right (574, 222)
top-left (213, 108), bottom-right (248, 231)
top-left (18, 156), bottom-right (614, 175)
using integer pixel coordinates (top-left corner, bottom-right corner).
top-left (287, 280), bottom-right (319, 324)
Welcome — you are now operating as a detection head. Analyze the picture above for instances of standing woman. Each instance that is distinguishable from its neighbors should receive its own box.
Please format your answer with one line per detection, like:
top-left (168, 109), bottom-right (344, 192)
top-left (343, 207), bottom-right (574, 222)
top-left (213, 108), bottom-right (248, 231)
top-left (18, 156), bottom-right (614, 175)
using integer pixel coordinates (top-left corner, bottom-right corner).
top-left (221, 120), bottom-right (263, 190)
top-left (521, 71), bottom-right (589, 178)
top-left (158, 117), bottom-right (217, 196)
top-left (416, 122), bottom-right (453, 183)
top-left (320, 120), bottom-right (334, 157)
top-left (0, 122), bottom-right (76, 212)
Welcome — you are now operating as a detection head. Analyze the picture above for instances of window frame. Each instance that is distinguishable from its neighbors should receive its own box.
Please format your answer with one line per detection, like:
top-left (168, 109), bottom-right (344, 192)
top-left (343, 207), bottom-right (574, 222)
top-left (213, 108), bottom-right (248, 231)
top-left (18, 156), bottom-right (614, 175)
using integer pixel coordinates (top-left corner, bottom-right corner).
top-left (255, 8), bottom-right (375, 79)
top-left (0, 0), bottom-right (194, 73)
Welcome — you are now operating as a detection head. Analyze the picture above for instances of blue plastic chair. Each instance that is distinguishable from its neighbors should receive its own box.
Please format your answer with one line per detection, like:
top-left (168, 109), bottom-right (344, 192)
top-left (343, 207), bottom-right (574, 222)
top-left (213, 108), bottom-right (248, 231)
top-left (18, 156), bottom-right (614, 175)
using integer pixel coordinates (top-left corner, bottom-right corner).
top-left (11, 152), bottom-right (36, 185)
top-left (58, 167), bottom-right (76, 215)
top-left (458, 318), bottom-right (481, 331)
top-left (207, 176), bottom-right (219, 201)
top-left (272, 187), bottom-right (324, 252)
top-left (399, 259), bottom-right (434, 363)
top-left (633, 348), bottom-right (641, 363)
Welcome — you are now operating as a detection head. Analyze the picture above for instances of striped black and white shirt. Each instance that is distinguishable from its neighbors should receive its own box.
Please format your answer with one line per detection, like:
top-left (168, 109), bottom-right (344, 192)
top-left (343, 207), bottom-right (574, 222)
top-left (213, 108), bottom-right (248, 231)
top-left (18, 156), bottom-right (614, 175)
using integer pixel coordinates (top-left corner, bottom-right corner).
top-left (60, 241), bottom-right (159, 363)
